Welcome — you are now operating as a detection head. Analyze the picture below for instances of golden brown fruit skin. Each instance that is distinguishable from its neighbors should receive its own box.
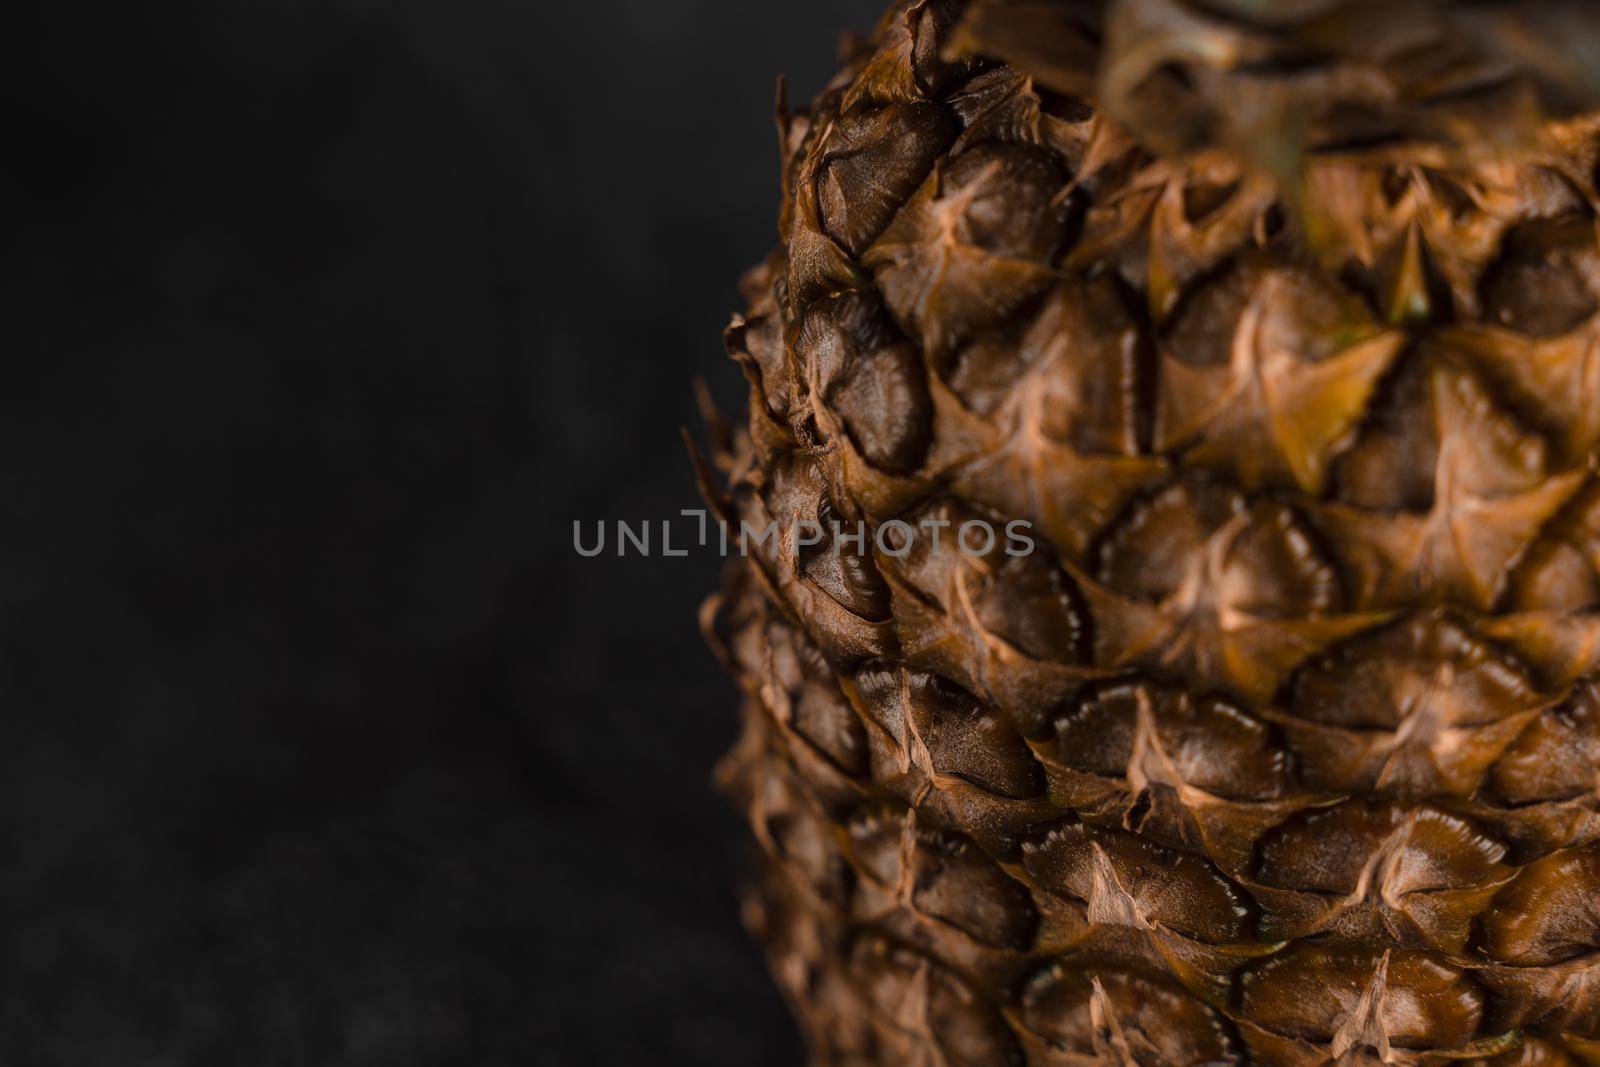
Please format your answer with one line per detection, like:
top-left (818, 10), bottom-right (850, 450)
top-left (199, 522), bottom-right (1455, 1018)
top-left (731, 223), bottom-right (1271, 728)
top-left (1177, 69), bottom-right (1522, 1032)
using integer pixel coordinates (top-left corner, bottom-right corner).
top-left (703, 1), bottom-right (1600, 1063)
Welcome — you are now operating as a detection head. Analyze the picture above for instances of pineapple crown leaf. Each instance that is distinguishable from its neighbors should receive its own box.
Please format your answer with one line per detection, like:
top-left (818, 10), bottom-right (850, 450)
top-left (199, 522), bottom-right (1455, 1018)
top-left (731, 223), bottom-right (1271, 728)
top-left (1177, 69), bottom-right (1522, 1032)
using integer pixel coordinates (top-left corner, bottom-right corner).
top-left (949, 0), bottom-right (1600, 175)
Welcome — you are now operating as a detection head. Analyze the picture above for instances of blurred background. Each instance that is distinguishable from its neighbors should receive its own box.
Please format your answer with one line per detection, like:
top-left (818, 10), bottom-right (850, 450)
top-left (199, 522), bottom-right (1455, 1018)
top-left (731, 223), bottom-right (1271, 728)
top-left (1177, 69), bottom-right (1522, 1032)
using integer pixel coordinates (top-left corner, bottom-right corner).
top-left (6, 1), bottom-right (877, 1062)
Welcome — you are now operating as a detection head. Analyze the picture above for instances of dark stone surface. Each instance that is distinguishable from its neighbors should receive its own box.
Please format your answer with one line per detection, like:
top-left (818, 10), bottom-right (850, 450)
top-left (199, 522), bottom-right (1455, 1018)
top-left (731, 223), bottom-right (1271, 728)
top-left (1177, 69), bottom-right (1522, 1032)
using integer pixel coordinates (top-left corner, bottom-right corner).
top-left (5, 1), bottom-right (879, 1062)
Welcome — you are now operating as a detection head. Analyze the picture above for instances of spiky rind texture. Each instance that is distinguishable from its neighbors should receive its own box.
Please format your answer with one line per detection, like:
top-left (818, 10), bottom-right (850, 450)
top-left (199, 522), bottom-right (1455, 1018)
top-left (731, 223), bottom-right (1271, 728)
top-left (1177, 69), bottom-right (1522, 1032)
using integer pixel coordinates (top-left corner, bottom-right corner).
top-left (703, 1), bottom-right (1600, 1062)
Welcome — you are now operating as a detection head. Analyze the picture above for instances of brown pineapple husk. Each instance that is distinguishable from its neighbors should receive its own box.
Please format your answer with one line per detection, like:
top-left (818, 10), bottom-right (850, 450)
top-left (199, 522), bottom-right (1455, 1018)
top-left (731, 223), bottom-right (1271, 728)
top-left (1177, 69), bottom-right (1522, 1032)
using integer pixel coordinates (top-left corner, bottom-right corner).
top-left (706, 1), bottom-right (1600, 1062)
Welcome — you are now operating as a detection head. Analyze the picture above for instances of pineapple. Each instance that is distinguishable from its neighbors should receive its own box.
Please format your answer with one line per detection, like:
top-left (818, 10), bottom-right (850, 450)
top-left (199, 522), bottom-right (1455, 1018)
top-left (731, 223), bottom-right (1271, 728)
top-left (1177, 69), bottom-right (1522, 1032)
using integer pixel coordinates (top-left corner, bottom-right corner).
top-left (700, 1), bottom-right (1600, 1062)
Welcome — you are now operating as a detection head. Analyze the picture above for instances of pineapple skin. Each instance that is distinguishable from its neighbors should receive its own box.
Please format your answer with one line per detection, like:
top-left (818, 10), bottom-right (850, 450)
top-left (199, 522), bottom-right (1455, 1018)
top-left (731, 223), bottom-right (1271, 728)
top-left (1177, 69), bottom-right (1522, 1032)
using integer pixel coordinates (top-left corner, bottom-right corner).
top-left (703, 2), bottom-right (1600, 1062)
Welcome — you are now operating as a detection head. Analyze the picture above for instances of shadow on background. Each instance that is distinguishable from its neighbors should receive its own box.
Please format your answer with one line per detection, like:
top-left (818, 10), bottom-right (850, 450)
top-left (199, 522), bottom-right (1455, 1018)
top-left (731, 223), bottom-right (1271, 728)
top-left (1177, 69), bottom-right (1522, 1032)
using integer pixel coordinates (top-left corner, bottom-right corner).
top-left (6, 1), bottom-right (879, 1062)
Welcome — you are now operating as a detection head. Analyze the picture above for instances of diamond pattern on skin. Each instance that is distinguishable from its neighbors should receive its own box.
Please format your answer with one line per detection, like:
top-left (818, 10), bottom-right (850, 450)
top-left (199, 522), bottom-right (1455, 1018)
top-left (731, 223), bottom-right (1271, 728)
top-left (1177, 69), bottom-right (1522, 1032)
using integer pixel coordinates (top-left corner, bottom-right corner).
top-left (1155, 263), bottom-right (1404, 492)
top-left (703, 0), bottom-right (1600, 1061)
top-left (1319, 364), bottom-right (1586, 611)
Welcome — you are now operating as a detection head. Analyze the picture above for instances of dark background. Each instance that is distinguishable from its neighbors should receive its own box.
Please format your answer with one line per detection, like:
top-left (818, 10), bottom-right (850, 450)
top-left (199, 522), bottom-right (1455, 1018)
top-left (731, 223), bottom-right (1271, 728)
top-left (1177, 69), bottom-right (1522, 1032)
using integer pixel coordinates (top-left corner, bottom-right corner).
top-left (6, 1), bottom-right (877, 1062)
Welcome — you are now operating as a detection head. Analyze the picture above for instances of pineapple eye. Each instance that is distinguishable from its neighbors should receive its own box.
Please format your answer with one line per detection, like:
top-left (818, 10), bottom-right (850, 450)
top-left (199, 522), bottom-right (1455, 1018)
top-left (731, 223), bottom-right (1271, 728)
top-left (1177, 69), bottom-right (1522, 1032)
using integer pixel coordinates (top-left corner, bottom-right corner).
top-left (845, 805), bottom-right (1039, 950)
top-left (1286, 615), bottom-right (1548, 799)
top-left (823, 340), bottom-right (932, 473)
top-left (1253, 799), bottom-right (1508, 940)
top-left (851, 666), bottom-right (1044, 801)
top-left (1241, 946), bottom-right (1483, 1047)
top-left (815, 103), bottom-right (956, 257)
top-left (883, 498), bottom-right (1091, 667)
top-left (1096, 479), bottom-right (1340, 617)
top-left (796, 293), bottom-right (933, 473)
top-left (1022, 820), bottom-right (1254, 942)
top-left (1480, 846), bottom-right (1600, 966)
top-left (848, 936), bottom-right (1023, 1066)
top-left (1021, 964), bottom-right (1238, 1064)
top-left (724, 311), bottom-right (793, 420)
top-left (939, 143), bottom-right (1071, 261)
top-left (1490, 679), bottom-right (1600, 805)
top-left (1054, 681), bottom-right (1287, 801)
top-left (760, 621), bottom-right (869, 779)
top-left (1481, 214), bottom-right (1600, 338)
